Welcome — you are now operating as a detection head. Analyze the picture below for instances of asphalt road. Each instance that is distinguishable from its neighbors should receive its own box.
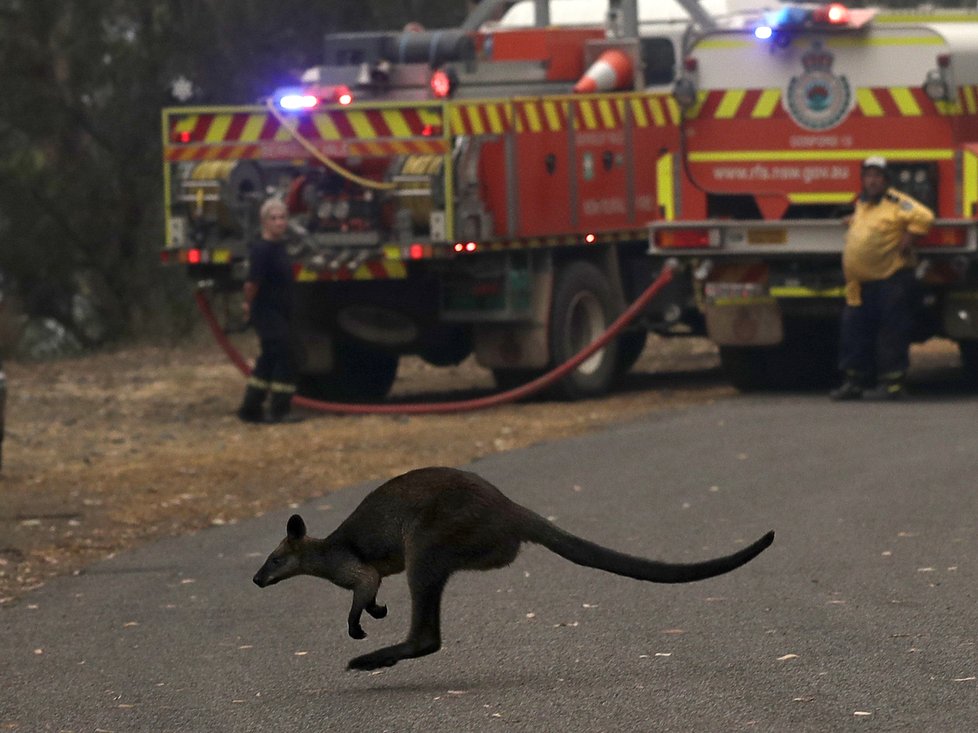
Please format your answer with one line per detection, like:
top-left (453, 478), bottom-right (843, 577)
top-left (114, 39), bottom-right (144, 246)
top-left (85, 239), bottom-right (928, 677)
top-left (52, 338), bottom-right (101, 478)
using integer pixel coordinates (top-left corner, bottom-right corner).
top-left (3, 388), bottom-right (978, 732)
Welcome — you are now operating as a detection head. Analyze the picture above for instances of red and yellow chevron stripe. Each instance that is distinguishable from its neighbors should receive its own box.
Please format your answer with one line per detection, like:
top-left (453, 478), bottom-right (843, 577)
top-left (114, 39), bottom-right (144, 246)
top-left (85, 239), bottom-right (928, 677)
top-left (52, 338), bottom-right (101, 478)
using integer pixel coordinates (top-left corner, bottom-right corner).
top-left (570, 95), bottom-right (680, 131)
top-left (447, 94), bottom-right (680, 137)
top-left (688, 85), bottom-right (978, 120)
top-left (449, 101), bottom-right (511, 135)
top-left (165, 105), bottom-right (449, 161)
top-left (512, 99), bottom-right (566, 134)
top-left (166, 92), bottom-right (682, 162)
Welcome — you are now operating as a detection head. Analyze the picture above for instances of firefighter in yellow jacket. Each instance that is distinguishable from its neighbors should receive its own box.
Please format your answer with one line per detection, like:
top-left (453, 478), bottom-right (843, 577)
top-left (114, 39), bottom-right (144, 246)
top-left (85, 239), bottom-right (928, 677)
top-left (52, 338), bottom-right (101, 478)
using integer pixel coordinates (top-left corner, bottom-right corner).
top-left (831, 156), bottom-right (934, 401)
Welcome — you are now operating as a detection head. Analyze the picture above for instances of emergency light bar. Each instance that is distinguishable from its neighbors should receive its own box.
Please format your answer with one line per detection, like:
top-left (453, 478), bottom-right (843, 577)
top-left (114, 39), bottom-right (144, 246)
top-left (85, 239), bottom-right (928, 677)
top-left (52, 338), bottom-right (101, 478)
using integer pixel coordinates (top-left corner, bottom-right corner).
top-left (753, 3), bottom-right (867, 41)
top-left (278, 91), bottom-right (318, 110)
top-left (274, 84), bottom-right (354, 110)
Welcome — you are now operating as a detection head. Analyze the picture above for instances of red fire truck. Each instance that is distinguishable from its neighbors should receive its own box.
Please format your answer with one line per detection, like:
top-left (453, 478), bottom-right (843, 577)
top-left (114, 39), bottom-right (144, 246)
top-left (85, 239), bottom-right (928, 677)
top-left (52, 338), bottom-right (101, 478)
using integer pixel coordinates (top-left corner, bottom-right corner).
top-left (648, 2), bottom-right (978, 389)
top-left (162, 0), bottom-right (704, 400)
top-left (161, 1), bottom-right (978, 398)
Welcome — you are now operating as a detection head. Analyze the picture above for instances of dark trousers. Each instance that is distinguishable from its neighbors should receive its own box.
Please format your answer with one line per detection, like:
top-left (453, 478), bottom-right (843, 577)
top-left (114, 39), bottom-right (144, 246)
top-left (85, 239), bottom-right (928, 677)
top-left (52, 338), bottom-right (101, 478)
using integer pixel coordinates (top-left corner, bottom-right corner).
top-left (252, 335), bottom-right (296, 389)
top-left (838, 268), bottom-right (916, 383)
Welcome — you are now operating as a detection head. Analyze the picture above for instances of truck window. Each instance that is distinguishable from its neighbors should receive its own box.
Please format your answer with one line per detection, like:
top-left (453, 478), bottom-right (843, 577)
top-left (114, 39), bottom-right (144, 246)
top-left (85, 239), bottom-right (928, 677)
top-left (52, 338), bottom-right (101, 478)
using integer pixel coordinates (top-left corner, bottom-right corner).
top-left (640, 37), bottom-right (676, 86)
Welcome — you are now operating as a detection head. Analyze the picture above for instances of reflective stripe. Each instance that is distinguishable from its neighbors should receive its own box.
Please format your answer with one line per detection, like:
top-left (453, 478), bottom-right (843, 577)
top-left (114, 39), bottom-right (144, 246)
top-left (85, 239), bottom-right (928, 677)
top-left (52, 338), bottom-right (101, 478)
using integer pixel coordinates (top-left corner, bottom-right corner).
top-left (751, 89), bottom-right (781, 118)
top-left (964, 151), bottom-right (978, 218)
top-left (541, 100), bottom-right (562, 130)
top-left (826, 35), bottom-right (944, 48)
top-left (715, 89), bottom-right (746, 119)
top-left (963, 86), bottom-right (978, 115)
top-left (204, 115), bottom-right (232, 143)
top-left (769, 286), bottom-right (846, 298)
top-left (889, 88), bottom-right (922, 116)
top-left (787, 193), bottom-right (855, 204)
top-left (697, 38), bottom-right (752, 50)
top-left (656, 154), bottom-right (675, 221)
top-left (690, 149), bottom-right (954, 162)
top-left (690, 86), bottom-right (976, 120)
top-left (856, 88), bottom-right (885, 117)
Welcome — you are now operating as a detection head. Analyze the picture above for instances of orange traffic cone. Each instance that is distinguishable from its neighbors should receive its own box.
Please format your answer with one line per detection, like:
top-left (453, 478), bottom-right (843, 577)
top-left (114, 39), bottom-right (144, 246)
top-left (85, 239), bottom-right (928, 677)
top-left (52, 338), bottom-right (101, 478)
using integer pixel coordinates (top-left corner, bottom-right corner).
top-left (573, 49), bottom-right (633, 94)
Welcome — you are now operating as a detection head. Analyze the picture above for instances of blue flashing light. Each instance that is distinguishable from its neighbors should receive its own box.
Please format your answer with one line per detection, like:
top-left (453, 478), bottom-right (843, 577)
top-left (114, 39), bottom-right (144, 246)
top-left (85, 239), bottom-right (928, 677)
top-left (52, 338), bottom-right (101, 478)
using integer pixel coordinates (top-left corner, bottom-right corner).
top-left (754, 25), bottom-right (773, 40)
top-left (761, 5), bottom-right (814, 29)
top-left (278, 92), bottom-right (318, 111)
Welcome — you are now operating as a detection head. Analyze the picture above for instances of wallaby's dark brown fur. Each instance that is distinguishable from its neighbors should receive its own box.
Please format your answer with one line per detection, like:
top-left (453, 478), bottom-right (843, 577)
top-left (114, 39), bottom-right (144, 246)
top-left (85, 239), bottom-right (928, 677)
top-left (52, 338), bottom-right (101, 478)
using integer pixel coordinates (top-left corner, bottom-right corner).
top-left (253, 466), bottom-right (774, 671)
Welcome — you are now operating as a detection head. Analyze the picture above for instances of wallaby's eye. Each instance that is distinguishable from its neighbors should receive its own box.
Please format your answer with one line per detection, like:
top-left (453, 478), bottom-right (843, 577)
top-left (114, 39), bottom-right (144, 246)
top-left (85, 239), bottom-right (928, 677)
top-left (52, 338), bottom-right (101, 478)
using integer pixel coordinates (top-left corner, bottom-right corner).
top-left (270, 557), bottom-right (285, 567)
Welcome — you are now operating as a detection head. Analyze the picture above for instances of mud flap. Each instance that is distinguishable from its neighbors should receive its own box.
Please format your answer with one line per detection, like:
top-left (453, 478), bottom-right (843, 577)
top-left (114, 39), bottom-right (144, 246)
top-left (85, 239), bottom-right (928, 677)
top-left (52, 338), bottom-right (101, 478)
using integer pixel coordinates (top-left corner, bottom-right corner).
top-left (704, 300), bottom-right (783, 346)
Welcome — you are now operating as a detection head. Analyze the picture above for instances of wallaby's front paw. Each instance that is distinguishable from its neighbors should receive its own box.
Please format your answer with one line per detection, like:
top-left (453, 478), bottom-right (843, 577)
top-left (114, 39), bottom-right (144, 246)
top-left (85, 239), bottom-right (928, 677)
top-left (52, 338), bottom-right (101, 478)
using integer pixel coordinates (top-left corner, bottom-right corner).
top-left (367, 603), bottom-right (387, 619)
top-left (348, 625), bottom-right (367, 640)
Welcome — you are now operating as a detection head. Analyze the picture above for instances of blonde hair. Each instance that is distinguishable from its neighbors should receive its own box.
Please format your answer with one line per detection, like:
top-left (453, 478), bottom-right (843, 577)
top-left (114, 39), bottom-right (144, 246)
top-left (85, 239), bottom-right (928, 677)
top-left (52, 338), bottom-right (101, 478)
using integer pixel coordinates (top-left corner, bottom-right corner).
top-left (259, 197), bottom-right (287, 221)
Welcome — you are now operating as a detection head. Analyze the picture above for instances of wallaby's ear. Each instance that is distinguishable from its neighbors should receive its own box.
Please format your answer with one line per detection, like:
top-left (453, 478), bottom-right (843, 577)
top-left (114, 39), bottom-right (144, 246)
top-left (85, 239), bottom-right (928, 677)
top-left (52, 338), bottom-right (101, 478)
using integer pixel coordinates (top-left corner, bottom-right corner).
top-left (287, 514), bottom-right (307, 540)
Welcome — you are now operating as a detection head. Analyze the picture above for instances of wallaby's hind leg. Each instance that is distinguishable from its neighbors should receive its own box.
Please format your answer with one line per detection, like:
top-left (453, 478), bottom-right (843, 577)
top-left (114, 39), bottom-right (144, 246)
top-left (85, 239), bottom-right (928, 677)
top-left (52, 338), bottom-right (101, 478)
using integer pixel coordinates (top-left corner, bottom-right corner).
top-left (347, 558), bottom-right (449, 671)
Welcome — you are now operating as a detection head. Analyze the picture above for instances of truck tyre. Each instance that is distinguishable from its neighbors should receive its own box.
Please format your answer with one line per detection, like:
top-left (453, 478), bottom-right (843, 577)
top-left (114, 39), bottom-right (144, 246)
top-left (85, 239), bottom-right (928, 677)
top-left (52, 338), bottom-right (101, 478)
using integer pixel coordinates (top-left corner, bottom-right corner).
top-left (549, 261), bottom-right (620, 399)
top-left (418, 324), bottom-right (473, 367)
top-left (297, 337), bottom-right (398, 401)
top-left (958, 340), bottom-right (978, 384)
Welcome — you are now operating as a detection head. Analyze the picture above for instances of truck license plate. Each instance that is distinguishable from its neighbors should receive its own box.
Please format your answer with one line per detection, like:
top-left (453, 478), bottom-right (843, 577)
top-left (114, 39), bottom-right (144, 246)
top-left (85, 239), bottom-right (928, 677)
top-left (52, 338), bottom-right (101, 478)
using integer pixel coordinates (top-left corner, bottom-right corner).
top-left (748, 228), bottom-right (787, 245)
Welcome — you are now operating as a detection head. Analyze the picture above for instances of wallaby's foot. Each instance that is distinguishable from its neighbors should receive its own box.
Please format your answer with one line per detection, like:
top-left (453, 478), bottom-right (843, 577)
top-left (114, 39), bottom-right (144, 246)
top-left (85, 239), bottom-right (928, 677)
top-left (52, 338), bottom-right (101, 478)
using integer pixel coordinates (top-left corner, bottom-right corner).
top-left (367, 603), bottom-right (387, 619)
top-left (347, 639), bottom-right (441, 671)
top-left (348, 624), bottom-right (367, 640)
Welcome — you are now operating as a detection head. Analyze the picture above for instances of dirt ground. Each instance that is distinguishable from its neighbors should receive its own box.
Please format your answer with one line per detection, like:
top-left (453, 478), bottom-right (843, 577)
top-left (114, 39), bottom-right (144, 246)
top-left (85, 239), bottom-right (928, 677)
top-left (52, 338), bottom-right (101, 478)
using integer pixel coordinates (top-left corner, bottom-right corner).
top-left (1, 331), bottom-right (965, 606)
top-left (0, 332), bottom-right (734, 605)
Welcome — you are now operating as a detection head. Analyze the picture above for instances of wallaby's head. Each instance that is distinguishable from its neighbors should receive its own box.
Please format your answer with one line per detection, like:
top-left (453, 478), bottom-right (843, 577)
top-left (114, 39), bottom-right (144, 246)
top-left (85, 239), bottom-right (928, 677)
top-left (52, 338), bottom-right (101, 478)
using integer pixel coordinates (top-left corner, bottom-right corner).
top-left (253, 514), bottom-right (308, 588)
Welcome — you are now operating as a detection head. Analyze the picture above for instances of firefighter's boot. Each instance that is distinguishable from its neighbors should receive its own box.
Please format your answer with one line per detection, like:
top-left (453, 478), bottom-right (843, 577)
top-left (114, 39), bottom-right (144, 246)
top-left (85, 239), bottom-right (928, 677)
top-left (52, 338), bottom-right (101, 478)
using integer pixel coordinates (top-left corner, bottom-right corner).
top-left (267, 388), bottom-right (302, 423)
top-left (862, 373), bottom-right (908, 401)
top-left (829, 371), bottom-right (865, 401)
top-left (237, 383), bottom-right (267, 423)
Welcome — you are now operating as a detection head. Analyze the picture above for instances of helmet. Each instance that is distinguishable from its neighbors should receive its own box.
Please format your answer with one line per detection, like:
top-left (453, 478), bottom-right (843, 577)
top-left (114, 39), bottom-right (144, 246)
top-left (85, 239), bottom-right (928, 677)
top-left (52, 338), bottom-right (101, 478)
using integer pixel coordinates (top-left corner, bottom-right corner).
top-left (861, 155), bottom-right (888, 173)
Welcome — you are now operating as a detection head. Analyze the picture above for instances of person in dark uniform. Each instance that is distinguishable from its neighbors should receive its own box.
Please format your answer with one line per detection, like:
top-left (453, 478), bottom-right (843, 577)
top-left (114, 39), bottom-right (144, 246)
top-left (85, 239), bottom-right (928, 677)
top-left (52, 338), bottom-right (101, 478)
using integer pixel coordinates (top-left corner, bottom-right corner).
top-left (237, 198), bottom-right (300, 423)
top-left (830, 156), bottom-right (934, 401)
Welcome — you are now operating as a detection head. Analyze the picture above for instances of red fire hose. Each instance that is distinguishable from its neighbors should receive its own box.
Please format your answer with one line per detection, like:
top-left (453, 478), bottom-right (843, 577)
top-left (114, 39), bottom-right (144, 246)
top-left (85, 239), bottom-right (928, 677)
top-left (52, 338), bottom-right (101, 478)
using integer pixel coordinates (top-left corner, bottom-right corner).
top-left (194, 262), bottom-right (675, 415)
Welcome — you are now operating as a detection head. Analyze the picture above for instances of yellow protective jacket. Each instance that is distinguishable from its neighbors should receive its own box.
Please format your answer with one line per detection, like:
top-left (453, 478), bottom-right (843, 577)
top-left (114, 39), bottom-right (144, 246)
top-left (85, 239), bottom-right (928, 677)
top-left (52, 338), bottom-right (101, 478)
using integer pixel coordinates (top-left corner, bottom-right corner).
top-left (842, 188), bottom-right (934, 306)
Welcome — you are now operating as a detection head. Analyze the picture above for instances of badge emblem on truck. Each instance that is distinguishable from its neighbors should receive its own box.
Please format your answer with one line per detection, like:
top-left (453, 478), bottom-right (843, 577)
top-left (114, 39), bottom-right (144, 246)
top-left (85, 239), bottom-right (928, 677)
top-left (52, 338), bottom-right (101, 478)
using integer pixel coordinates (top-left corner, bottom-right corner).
top-left (786, 41), bottom-right (852, 131)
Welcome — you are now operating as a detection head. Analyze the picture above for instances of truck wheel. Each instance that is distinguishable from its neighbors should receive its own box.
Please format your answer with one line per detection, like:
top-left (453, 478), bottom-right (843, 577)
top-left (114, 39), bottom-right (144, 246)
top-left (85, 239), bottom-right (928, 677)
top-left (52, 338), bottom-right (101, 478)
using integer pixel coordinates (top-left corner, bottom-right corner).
top-left (549, 261), bottom-right (620, 399)
top-left (958, 340), bottom-right (978, 384)
top-left (298, 338), bottom-right (398, 401)
top-left (418, 325), bottom-right (473, 367)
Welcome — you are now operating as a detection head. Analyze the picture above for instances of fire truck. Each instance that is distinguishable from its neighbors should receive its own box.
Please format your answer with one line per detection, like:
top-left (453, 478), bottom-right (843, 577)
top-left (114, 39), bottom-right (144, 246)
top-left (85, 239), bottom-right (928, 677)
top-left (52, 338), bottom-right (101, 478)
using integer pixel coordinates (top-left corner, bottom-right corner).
top-left (160, 1), bottom-right (978, 399)
top-left (648, 2), bottom-right (978, 389)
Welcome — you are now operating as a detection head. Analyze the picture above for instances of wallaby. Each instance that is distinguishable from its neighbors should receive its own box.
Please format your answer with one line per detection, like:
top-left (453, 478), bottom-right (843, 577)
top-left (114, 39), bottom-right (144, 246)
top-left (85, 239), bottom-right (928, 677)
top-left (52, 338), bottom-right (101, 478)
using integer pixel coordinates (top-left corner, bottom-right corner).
top-left (253, 466), bottom-right (774, 671)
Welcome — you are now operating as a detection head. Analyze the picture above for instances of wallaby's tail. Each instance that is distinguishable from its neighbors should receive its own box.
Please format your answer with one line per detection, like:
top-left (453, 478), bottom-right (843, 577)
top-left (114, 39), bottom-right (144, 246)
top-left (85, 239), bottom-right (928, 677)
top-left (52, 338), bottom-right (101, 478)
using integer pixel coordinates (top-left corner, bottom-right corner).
top-left (521, 510), bottom-right (774, 583)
